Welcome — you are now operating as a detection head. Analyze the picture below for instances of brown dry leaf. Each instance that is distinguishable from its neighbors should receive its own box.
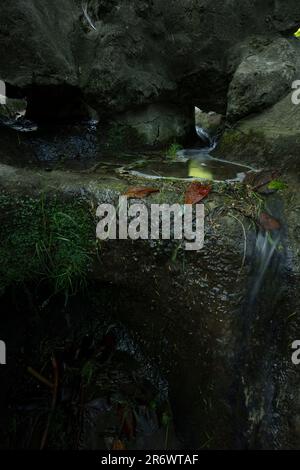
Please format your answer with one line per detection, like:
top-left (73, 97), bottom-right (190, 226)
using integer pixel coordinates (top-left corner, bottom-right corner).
top-left (124, 187), bottom-right (159, 199)
top-left (185, 182), bottom-right (211, 204)
top-left (112, 439), bottom-right (126, 450)
top-left (259, 212), bottom-right (281, 231)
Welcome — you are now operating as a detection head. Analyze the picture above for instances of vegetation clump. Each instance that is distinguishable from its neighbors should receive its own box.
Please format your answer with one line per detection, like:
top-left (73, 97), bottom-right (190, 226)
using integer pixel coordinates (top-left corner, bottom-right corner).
top-left (166, 142), bottom-right (183, 159)
top-left (0, 193), bottom-right (96, 299)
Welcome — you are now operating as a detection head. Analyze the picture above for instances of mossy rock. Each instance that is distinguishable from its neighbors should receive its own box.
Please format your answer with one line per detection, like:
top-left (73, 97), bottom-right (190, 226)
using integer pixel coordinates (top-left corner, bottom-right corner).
top-left (217, 129), bottom-right (267, 157)
top-left (105, 122), bottom-right (148, 151)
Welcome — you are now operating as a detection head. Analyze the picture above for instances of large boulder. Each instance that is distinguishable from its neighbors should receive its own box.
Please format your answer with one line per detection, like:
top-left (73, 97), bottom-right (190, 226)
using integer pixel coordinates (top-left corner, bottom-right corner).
top-left (215, 92), bottom-right (300, 168)
top-left (227, 37), bottom-right (297, 121)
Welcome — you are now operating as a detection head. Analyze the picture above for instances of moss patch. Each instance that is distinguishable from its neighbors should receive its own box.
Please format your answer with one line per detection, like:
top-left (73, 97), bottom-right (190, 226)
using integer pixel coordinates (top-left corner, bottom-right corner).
top-left (217, 129), bottom-right (266, 155)
top-left (105, 122), bottom-right (147, 151)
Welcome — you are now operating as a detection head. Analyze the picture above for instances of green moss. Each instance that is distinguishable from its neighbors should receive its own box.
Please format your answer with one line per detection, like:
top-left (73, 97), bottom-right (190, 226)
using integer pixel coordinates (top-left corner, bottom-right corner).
top-left (218, 129), bottom-right (266, 153)
top-left (106, 122), bottom-right (147, 151)
top-left (0, 193), bottom-right (97, 298)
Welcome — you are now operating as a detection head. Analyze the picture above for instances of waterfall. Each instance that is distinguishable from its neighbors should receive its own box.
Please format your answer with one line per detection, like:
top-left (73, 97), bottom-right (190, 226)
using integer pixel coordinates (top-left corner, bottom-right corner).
top-left (196, 125), bottom-right (217, 150)
top-left (233, 203), bottom-right (287, 449)
top-left (249, 230), bottom-right (281, 306)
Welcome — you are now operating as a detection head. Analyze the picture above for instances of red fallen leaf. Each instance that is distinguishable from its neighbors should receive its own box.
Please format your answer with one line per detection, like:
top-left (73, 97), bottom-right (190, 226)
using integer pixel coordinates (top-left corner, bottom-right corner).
top-left (112, 439), bottom-right (126, 450)
top-left (124, 187), bottom-right (159, 199)
top-left (259, 212), bottom-right (281, 231)
top-left (185, 182), bottom-right (211, 204)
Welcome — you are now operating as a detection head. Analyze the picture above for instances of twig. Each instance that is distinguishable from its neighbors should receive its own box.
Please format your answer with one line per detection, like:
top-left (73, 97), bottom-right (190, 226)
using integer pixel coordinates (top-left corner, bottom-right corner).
top-left (76, 382), bottom-right (85, 449)
top-left (80, 162), bottom-right (101, 174)
top-left (40, 356), bottom-right (59, 450)
top-left (82, 2), bottom-right (97, 31)
top-left (27, 367), bottom-right (54, 389)
top-left (164, 423), bottom-right (169, 450)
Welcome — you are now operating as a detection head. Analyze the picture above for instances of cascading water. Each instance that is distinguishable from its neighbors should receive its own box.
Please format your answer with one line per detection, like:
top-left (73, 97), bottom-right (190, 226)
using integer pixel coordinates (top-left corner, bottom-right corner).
top-left (196, 125), bottom-right (218, 150)
top-left (249, 230), bottom-right (281, 306)
top-left (234, 201), bottom-right (287, 449)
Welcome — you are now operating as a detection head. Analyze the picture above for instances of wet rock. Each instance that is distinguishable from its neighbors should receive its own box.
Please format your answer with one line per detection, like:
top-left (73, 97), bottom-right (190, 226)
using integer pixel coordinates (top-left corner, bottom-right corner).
top-left (114, 104), bottom-right (195, 146)
top-left (0, 98), bottom-right (26, 120)
top-left (195, 108), bottom-right (224, 138)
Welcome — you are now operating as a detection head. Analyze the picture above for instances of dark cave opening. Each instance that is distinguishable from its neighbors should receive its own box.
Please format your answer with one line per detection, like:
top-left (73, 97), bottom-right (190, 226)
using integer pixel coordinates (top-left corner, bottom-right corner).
top-left (24, 85), bottom-right (93, 123)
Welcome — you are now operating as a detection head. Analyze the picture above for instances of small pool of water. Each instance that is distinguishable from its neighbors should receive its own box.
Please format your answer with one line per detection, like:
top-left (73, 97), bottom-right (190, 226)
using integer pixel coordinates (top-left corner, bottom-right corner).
top-left (126, 150), bottom-right (253, 182)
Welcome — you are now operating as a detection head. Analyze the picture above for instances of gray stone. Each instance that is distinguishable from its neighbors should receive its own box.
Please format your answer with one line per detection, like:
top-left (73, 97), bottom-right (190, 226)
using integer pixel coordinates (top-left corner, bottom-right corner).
top-left (227, 38), bottom-right (297, 121)
top-left (215, 92), bottom-right (300, 168)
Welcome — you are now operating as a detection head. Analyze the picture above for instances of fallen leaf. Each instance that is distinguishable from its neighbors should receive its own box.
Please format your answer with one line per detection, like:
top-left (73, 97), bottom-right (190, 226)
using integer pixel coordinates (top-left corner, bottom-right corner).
top-left (185, 182), bottom-right (211, 204)
top-left (244, 170), bottom-right (279, 192)
top-left (294, 27), bottom-right (300, 38)
top-left (124, 187), bottom-right (159, 199)
top-left (259, 212), bottom-right (281, 231)
top-left (117, 405), bottom-right (136, 439)
top-left (112, 439), bottom-right (126, 450)
top-left (267, 180), bottom-right (287, 191)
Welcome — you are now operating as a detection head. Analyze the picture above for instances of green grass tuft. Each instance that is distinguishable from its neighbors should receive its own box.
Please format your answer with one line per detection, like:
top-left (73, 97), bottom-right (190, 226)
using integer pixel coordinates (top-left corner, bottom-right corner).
top-left (166, 142), bottom-right (183, 159)
top-left (0, 193), bottom-right (96, 299)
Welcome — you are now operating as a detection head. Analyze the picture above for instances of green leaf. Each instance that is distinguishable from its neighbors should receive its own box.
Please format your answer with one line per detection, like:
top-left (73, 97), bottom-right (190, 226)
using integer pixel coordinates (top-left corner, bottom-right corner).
top-left (267, 180), bottom-right (287, 191)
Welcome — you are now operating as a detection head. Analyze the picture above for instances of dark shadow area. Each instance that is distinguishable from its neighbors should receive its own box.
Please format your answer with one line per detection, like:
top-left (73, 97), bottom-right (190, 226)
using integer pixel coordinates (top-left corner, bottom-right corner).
top-left (0, 282), bottom-right (179, 450)
top-left (25, 85), bottom-right (92, 123)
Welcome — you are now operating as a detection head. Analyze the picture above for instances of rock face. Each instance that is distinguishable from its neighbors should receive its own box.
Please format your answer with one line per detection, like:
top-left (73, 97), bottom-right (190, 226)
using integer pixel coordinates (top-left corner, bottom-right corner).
top-left (115, 104), bottom-right (195, 145)
top-left (227, 37), bottom-right (297, 121)
top-left (0, 1), bottom-right (78, 88)
top-left (0, 163), bottom-right (299, 449)
top-left (215, 92), bottom-right (300, 168)
top-left (0, 163), bottom-right (258, 448)
top-left (0, 1), bottom-right (300, 142)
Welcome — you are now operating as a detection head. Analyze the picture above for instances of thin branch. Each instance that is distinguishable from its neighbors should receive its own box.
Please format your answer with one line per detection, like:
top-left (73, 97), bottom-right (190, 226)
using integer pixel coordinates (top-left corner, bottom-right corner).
top-left (27, 367), bottom-right (54, 389)
top-left (40, 356), bottom-right (59, 450)
top-left (82, 2), bottom-right (97, 31)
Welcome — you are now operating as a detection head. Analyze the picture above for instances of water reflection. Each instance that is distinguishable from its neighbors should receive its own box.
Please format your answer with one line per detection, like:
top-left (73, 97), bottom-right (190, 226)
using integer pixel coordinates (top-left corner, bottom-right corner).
top-left (130, 153), bottom-right (252, 182)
